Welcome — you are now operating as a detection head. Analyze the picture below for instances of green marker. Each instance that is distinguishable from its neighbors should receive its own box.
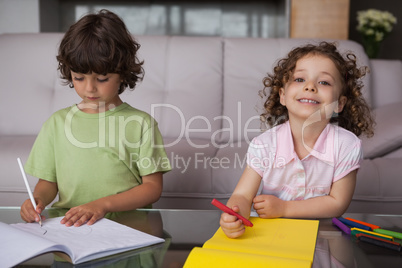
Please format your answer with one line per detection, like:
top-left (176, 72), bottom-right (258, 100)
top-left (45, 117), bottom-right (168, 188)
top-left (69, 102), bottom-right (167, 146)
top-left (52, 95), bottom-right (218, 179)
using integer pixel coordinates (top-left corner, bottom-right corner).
top-left (374, 229), bottom-right (402, 240)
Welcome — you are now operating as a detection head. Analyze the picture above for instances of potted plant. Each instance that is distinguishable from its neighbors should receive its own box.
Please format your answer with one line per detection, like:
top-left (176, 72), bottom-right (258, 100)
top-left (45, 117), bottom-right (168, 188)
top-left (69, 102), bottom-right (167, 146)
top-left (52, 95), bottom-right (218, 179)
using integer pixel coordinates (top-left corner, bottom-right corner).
top-left (356, 9), bottom-right (397, 59)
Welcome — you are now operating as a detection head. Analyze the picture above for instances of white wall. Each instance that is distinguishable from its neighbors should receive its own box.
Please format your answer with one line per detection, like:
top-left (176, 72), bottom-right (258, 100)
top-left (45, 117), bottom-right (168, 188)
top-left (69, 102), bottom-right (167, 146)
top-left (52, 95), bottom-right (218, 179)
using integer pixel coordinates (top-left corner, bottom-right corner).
top-left (0, 0), bottom-right (40, 34)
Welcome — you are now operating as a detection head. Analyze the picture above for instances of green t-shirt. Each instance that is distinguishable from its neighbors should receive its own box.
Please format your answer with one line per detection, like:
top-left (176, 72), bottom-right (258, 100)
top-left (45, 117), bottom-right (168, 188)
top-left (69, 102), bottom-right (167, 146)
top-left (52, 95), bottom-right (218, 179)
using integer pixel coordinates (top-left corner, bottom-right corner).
top-left (25, 103), bottom-right (171, 208)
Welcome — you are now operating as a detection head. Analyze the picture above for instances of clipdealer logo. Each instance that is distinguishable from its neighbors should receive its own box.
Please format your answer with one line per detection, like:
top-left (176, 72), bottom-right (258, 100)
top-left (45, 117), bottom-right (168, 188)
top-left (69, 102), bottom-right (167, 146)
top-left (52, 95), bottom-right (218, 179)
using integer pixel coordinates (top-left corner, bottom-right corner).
top-left (63, 100), bottom-right (350, 168)
top-left (64, 103), bottom-right (151, 160)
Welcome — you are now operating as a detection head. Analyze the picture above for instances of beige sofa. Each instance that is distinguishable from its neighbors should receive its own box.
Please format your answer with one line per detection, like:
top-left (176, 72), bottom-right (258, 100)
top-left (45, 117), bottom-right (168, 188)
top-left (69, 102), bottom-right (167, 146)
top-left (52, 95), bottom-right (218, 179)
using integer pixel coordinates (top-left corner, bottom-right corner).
top-left (1, 34), bottom-right (401, 214)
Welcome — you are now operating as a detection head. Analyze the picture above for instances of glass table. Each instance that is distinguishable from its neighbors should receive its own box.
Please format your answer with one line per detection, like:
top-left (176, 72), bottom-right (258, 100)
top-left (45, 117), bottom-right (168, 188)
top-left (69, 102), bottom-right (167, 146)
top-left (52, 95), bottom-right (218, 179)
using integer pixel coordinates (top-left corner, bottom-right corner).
top-left (1, 207), bottom-right (402, 267)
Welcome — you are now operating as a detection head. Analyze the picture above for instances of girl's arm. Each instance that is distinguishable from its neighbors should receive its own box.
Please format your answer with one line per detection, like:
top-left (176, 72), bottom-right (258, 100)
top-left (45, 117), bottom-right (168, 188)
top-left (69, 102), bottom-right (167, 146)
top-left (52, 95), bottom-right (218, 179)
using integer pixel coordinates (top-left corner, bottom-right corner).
top-left (61, 172), bottom-right (163, 227)
top-left (227, 167), bottom-right (262, 216)
top-left (20, 179), bottom-right (58, 223)
top-left (253, 170), bottom-right (357, 218)
top-left (220, 166), bottom-right (261, 238)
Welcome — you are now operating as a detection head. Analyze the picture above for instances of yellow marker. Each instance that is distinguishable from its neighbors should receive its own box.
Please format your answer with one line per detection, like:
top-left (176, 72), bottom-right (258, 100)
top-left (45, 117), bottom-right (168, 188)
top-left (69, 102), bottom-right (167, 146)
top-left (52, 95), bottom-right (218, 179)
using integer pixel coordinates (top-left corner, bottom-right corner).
top-left (351, 227), bottom-right (394, 241)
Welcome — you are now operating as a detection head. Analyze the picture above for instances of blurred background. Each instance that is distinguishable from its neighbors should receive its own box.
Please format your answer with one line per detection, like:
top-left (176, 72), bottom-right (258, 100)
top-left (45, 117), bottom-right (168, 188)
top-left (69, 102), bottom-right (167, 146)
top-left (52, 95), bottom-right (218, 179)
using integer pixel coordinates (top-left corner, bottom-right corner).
top-left (0, 0), bottom-right (400, 60)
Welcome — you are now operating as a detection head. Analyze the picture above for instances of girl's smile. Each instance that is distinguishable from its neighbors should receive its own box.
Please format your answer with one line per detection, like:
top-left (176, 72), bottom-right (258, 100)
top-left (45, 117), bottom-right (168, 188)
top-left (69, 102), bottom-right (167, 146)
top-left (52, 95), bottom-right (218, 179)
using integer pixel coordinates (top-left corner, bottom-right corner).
top-left (297, 98), bottom-right (320, 104)
top-left (279, 54), bottom-right (346, 123)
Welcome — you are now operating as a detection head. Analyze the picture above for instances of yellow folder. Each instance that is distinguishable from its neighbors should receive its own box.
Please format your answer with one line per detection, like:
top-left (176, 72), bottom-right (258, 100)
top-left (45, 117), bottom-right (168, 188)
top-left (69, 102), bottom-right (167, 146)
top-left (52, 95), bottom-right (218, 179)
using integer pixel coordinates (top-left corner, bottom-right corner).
top-left (184, 217), bottom-right (319, 268)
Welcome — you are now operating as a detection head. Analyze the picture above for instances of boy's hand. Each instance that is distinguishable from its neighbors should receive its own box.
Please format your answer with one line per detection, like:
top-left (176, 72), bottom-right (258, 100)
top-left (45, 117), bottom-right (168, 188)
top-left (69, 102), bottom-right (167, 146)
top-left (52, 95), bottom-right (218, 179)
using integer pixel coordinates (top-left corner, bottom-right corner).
top-left (61, 200), bottom-right (106, 227)
top-left (20, 198), bottom-right (45, 223)
top-left (219, 205), bottom-right (246, 238)
top-left (253, 195), bottom-right (286, 218)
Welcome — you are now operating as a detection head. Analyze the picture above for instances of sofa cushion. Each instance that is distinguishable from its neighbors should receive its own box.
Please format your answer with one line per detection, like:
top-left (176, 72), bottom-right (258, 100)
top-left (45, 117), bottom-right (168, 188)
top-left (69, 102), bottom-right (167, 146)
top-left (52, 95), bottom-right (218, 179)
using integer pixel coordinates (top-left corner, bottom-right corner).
top-left (0, 136), bottom-right (37, 193)
top-left (126, 36), bottom-right (224, 141)
top-left (121, 36), bottom-right (169, 121)
top-left (0, 34), bottom-right (61, 135)
top-left (221, 38), bottom-right (293, 144)
top-left (354, 158), bottom-right (402, 201)
top-left (212, 141), bottom-right (249, 196)
top-left (370, 59), bottom-right (402, 109)
top-left (161, 138), bottom-right (218, 197)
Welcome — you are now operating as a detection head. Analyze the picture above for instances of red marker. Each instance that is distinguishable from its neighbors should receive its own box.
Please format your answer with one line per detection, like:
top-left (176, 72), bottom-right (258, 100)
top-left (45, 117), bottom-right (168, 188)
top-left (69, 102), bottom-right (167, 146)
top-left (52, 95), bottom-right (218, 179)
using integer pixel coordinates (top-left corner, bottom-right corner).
top-left (211, 199), bottom-right (253, 227)
top-left (344, 217), bottom-right (380, 230)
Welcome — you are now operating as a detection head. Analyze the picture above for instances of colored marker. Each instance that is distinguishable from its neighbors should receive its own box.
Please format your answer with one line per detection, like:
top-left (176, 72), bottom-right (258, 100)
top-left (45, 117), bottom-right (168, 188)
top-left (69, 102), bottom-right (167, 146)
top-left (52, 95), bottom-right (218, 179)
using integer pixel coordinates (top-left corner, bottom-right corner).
top-left (344, 217), bottom-right (380, 230)
top-left (374, 228), bottom-right (402, 240)
top-left (351, 227), bottom-right (394, 241)
top-left (211, 199), bottom-right (253, 227)
top-left (338, 217), bottom-right (372, 231)
top-left (358, 234), bottom-right (401, 252)
top-left (332, 217), bottom-right (351, 235)
top-left (356, 233), bottom-right (401, 246)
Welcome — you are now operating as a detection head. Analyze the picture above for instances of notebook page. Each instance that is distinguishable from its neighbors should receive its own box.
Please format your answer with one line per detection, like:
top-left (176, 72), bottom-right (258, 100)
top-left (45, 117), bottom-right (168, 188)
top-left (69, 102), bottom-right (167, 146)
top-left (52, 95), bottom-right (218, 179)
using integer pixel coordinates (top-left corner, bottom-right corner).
top-left (0, 221), bottom-right (69, 267)
top-left (10, 216), bottom-right (165, 264)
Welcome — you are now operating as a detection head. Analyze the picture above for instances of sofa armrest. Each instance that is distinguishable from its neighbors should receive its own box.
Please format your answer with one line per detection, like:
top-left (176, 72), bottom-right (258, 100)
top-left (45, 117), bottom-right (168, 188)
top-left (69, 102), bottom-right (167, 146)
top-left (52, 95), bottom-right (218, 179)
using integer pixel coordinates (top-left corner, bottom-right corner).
top-left (361, 102), bottom-right (402, 159)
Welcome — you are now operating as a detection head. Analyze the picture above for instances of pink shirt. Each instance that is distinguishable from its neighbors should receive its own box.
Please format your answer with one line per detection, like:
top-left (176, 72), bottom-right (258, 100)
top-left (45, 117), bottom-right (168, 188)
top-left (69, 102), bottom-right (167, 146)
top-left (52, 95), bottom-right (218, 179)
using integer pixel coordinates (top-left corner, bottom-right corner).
top-left (247, 121), bottom-right (362, 201)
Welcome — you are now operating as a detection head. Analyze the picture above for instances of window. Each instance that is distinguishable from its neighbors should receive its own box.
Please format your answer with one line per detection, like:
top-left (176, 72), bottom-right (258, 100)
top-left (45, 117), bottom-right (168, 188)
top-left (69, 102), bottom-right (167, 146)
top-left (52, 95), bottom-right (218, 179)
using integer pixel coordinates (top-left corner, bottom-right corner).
top-left (54, 1), bottom-right (289, 38)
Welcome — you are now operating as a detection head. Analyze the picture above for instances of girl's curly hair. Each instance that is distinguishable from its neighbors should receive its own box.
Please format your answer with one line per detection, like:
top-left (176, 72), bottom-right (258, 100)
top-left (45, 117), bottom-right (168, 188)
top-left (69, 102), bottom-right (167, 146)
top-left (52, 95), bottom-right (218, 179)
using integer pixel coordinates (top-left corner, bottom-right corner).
top-left (57, 9), bottom-right (144, 94)
top-left (259, 41), bottom-right (375, 137)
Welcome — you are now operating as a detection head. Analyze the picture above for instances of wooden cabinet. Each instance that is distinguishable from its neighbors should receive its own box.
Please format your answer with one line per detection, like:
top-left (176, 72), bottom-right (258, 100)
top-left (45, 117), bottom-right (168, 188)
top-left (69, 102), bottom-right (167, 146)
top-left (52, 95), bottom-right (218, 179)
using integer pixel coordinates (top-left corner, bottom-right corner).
top-left (290, 0), bottom-right (350, 39)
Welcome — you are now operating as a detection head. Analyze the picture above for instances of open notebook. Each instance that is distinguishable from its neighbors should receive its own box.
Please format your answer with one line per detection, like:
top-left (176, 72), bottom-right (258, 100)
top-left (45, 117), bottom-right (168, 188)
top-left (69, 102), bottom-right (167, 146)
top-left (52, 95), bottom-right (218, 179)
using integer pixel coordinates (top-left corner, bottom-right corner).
top-left (184, 217), bottom-right (319, 268)
top-left (1, 216), bottom-right (164, 267)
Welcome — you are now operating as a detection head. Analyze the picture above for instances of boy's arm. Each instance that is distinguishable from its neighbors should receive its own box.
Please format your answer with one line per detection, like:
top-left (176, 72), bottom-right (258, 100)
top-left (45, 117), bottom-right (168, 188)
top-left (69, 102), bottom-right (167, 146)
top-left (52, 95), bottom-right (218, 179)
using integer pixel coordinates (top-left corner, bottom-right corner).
top-left (33, 179), bottom-right (59, 206)
top-left (102, 172), bottom-right (163, 212)
top-left (20, 179), bottom-right (58, 223)
top-left (61, 172), bottom-right (163, 227)
top-left (254, 170), bottom-right (357, 218)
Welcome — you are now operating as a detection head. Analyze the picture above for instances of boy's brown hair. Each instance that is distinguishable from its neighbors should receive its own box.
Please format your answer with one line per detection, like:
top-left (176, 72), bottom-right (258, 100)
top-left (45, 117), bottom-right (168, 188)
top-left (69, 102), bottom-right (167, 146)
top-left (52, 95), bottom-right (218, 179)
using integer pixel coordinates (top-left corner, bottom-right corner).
top-left (57, 9), bottom-right (144, 94)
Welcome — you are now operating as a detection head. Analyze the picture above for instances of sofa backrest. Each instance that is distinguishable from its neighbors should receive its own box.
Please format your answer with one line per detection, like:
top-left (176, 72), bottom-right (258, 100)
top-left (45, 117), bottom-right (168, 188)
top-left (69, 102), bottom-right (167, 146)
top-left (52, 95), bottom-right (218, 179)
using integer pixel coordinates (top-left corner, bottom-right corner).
top-left (127, 36), bottom-right (223, 142)
top-left (0, 33), bottom-right (66, 135)
top-left (0, 34), bottom-right (225, 142)
top-left (0, 34), bottom-right (371, 142)
top-left (220, 38), bottom-right (371, 144)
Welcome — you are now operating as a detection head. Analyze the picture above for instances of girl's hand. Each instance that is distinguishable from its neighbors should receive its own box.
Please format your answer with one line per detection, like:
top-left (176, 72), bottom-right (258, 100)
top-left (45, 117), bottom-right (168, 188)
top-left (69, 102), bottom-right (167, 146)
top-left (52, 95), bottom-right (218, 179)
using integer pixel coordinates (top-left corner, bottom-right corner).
top-left (219, 205), bottom-right (246, 238)
top-left (61, 200), bottom-right (106, 227)
top-left (20, 198), bottom-right (45, 223)
top-left (253, 195), bottom-right (286, 218)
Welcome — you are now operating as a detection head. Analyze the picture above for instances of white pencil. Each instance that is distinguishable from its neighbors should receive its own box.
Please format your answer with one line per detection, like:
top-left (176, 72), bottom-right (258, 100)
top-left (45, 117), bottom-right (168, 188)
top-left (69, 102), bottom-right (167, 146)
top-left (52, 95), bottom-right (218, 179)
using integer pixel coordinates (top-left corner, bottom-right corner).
top-left (17, 157), bottom-right (42, 226)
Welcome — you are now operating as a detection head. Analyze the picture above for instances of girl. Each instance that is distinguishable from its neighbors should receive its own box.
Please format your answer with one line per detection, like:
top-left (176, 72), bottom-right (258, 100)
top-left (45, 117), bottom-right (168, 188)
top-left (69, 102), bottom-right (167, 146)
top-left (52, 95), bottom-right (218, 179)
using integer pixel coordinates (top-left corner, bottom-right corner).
top-left (220, 41), bottom-right (375, 238)
top-left (20, 10), bottom-right (171, 227)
